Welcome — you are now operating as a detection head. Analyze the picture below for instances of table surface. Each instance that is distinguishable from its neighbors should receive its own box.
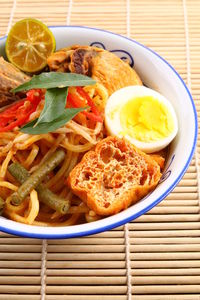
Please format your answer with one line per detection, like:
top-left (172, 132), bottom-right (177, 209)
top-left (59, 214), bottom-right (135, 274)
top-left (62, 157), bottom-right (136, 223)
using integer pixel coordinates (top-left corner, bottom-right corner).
top-left (0, 0), bottom-right (200, 299)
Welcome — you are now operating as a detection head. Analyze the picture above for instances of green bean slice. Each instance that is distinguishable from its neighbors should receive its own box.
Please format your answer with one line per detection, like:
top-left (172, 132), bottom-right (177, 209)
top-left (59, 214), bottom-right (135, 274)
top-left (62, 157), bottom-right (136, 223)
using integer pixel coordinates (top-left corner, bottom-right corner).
top-left (10, 149), bottom-right (65, 205)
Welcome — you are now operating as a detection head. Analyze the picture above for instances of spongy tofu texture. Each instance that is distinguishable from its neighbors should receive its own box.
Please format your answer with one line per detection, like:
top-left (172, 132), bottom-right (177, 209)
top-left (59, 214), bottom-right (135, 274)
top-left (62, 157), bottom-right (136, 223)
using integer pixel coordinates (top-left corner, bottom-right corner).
top-left (68, 136), bottom-right (161, 215)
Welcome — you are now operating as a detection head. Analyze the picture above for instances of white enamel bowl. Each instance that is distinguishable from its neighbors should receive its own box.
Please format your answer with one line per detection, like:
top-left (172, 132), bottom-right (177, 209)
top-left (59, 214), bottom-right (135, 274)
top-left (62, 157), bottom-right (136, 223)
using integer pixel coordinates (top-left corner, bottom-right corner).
top-left (0, 26), bottom-right (197, 239)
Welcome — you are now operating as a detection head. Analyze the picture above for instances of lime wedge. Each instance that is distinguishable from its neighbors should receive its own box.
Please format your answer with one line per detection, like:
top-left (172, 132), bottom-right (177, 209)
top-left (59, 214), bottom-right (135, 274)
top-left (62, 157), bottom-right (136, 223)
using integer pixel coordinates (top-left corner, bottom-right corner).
top-left (6, 18), bottom-right (56, 73)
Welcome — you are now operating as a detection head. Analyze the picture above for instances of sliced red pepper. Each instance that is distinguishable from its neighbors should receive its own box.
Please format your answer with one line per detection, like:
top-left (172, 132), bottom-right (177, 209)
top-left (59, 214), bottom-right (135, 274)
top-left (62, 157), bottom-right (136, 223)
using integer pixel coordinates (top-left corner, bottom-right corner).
top-left (0, 114), bottom-right (29, 132)
top-left (76, 87), bottom-right (101, 116)
top-left (26, 89), bottom-right (44, 102)
top-left (83, 111), bottom-right (103, 123)
top-left (0, 89), bottom-right (42, 132)
top-left (0, 99), bottom-right (27, 119)
top-left (67, 92), bottom-right (85, 108)
top-left (67, 88), bottom-right (103, 123)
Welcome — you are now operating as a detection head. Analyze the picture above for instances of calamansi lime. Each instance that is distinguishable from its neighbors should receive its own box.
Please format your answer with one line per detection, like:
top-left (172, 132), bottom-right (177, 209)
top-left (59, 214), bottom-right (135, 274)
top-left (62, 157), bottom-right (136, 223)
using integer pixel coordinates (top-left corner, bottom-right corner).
top-left (6, 18), bottom-right (56, 73)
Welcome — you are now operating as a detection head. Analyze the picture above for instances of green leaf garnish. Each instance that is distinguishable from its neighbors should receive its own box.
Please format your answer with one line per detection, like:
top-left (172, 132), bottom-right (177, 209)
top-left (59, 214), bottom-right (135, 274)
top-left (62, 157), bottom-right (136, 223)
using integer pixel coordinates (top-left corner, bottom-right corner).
top-left (12, 72), bottom-right (96, 93)
top-left (14, 72), bottom-right (96, 134)
top-left (36, 87), bottom-right (68, 125)
top-left (21, 107), bottom-right (87, 134)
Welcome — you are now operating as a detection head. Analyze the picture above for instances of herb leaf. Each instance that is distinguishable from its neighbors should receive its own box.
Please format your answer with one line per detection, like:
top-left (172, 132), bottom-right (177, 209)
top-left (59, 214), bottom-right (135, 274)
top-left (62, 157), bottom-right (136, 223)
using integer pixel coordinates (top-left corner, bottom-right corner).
top-left (21, 107), bottom-right (87, 134)
top-left (36, 87), bottom-right (68, 125)
top-left (12, 72), bottom-right (96, 93)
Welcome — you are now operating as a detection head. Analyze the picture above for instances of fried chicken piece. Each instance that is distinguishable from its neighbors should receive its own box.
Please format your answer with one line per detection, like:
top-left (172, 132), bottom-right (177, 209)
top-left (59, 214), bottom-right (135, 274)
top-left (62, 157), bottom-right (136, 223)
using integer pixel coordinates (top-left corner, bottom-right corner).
top-left (68, 136), bottom-right (161, 216)
top-left (0, 57), bottom-right (30, 107)
top-left (47, 45), bottom-right (142, 96)
top-left (0, 57), bottom-right (30, 88)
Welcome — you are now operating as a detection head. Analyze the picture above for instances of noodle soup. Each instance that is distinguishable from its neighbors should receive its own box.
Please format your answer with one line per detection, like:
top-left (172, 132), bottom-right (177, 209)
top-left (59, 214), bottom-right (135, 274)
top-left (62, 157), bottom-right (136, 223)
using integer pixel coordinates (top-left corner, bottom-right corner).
top-left (0, 24), bottom-right (196, 239)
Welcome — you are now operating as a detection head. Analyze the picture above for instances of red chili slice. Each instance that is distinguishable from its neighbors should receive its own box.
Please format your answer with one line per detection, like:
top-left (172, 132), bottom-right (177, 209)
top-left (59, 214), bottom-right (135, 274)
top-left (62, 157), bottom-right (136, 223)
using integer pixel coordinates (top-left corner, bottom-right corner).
top-left (76, 87), bottom-right (101, 116)
top-left (67, 88), bottom-right (103, 123)
top-left (0, 89), bottom-right (42, 132)
top-left (0, 99), bottom-right (27, 119)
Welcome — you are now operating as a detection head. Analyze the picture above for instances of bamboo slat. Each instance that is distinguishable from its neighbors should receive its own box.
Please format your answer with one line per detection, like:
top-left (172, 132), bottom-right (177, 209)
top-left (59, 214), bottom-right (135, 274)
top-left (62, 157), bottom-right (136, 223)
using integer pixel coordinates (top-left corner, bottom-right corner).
top-left (0, 0), bottom-right (199, 299)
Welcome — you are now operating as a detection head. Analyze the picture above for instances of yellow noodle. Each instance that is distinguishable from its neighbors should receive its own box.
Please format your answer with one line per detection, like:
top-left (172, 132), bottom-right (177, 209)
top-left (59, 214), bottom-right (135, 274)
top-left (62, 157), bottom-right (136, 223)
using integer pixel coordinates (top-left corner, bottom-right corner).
top-left (0, 181), bottom-right (18, 191)
top-left (67, 121), bottom-right (97, 144)
top-left (89, 210), bottom-right (97, 217)
top-left (93, 82), bottom-right (108, 101)
top-left (0, 150), bottom-right (13, 179)
top-left (5, 196), bottom-right (28, 214)
top-left (0, 132), bottom-right (16, 139)
top-left (86, 121), bottom-right (103, 135)
top-left (33, 213), bottom-right (81, 227)
top-left (15, 135), bottom-right (44, 150)
top-left (61, 137), bottom-right (93, 152)
top-left (83, 83), bottom-right (108, 111)
top-left (83, 86), bottom-right (95, 98)
top-left (0, 139), bottom-right (13, 145)
top-left (69, 205), bottom-right (89, 214)
top-left (29, 100), bottom-right (45, 121)
top-left (85, 212), bottom-right (101, 222)
top-left (14, 133), bottom-right (30, 143)
top-left (15, 133), bottom-right (55, 150)
top-left (29, 110), bottom-right (41, 120)
top-left (4, 211), bottom-right (30, 224)
top-left (25, 190), bottom-right (40, 225)
top-left (42, 133), bottom-right (56, 144)
top-left (24, 144), bottom-right (39, 169)
top-left (69, 120), bottom-right (102, 136)
top-left (53, 127), bottom-right (73, 134)
top-left (0, 142), bottom-right (13, 156)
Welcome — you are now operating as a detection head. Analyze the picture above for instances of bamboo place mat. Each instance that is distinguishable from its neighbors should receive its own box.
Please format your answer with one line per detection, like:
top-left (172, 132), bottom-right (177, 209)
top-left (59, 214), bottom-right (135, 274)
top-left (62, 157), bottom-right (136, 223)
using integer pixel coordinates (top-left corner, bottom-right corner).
top-left (0, 0), bottom-right (200, 299)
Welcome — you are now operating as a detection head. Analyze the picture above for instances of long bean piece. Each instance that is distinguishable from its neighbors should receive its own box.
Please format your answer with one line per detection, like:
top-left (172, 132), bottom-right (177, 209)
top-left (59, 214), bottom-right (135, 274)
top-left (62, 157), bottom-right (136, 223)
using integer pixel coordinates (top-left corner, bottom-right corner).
top-left (8, 162), bottom-right (70, 214)
top-left (11, 149), bottom-right (65, 205)
top-left (0, 197), bottom-right (4, 215)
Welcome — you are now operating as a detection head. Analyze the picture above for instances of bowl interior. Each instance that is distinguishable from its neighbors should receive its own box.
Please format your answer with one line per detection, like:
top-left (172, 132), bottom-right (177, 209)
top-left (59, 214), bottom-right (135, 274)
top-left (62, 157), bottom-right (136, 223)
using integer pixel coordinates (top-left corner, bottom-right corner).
top-left (0, 26), bottom-right (197, 238)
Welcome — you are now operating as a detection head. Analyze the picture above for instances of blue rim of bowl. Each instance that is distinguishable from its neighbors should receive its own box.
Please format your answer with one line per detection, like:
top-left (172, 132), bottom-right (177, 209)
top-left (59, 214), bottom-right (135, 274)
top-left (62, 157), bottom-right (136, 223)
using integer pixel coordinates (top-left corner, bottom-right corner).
top-left (0, 25), bottom-right (198, 239)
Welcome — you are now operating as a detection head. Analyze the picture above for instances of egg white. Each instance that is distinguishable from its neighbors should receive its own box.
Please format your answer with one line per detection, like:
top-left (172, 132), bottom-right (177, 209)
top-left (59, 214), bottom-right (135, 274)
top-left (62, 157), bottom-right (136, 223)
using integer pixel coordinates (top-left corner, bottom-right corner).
top-left (105, 86), bottom-right (178, 153)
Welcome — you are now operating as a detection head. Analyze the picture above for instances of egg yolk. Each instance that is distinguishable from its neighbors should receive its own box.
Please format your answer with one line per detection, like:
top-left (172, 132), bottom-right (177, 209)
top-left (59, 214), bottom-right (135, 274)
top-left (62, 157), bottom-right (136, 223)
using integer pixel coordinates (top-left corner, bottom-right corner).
top-left (120, 96), bottom-right (174, 142)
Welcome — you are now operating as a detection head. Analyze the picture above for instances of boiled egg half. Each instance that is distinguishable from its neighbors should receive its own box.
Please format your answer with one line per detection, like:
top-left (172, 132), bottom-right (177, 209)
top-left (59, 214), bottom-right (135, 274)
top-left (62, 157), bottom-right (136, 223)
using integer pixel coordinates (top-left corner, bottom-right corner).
top-left (105, 86), bottom-right (178, 153)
